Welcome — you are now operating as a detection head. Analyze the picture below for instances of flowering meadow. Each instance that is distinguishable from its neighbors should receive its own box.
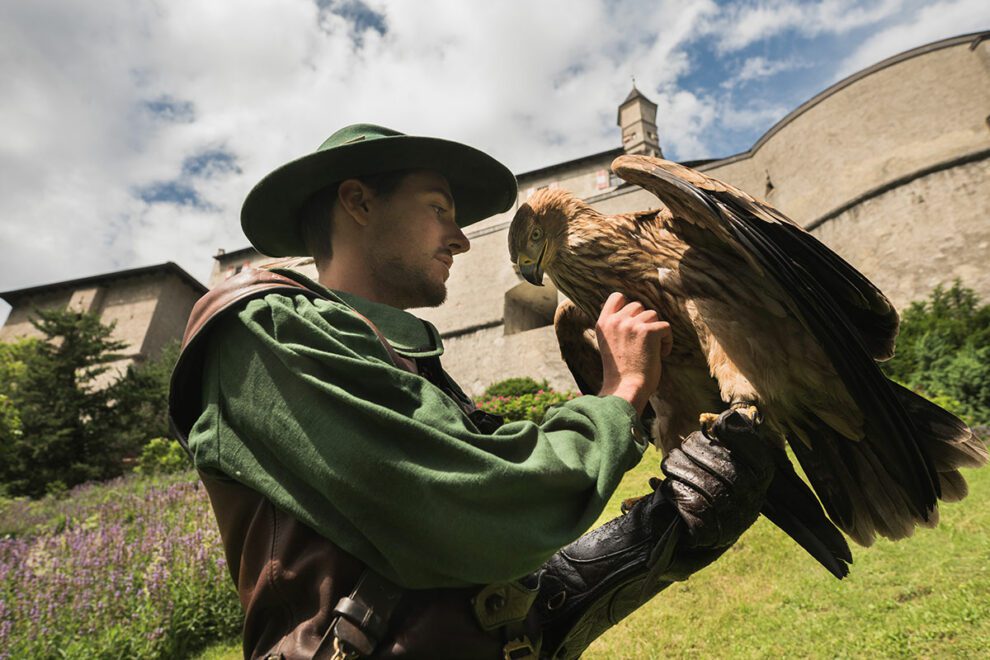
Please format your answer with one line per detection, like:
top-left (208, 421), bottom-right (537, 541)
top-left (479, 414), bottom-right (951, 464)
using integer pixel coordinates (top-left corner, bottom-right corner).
top-left (0, 471), bottom-right (241, 659)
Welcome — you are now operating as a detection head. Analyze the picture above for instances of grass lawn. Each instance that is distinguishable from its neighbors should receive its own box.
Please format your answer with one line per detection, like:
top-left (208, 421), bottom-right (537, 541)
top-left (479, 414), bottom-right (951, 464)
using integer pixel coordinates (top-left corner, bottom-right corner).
top-left (585, 447), bottom-right (990, 658)
top-left (199, 444), bottom-right (990, 659)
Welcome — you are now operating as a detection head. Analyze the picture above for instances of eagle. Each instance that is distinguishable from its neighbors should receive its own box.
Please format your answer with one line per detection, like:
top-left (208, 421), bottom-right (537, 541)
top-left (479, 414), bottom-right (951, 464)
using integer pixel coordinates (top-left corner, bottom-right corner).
top-left (507, 155), bottom-right (988, 578)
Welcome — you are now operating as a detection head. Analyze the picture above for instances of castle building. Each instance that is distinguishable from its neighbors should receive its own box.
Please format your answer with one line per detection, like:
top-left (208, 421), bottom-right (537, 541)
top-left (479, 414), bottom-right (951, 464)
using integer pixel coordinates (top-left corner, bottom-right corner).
top-left (187, 32), bottom-right (990, 394)
top-left (0, 262), bottom-right (206, 387)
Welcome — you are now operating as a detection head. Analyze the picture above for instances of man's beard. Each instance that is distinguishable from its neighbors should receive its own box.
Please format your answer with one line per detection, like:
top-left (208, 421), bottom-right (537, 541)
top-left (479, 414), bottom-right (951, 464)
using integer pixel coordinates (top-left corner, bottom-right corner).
top-left (371, 254), bottom-right (447, 309)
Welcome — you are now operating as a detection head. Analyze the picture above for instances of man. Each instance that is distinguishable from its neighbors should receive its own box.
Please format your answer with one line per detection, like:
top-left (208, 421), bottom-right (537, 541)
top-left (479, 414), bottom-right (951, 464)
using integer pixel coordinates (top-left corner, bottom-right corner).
top-left (169, 124), bottom-right (774, 659)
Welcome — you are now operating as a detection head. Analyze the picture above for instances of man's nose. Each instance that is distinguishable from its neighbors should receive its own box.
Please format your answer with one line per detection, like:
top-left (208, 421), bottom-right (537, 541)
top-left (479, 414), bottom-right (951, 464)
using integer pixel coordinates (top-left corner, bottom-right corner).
top-left (448, 223), bottom-right (470, 255)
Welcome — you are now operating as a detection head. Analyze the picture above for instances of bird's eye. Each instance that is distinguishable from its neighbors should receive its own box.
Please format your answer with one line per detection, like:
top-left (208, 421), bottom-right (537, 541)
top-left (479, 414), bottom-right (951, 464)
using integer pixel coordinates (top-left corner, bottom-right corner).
top-left (530, 227), bottom-right (544, 242)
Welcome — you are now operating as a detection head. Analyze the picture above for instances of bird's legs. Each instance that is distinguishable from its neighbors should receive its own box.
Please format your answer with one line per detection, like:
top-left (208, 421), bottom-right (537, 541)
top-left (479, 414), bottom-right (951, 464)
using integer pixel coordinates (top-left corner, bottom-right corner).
top-left (623, 402), bottom-right (765, 514)
top-left (729, 399), bottom-right (762, 424)
top-left (700, 400), bottom-right (763, 439)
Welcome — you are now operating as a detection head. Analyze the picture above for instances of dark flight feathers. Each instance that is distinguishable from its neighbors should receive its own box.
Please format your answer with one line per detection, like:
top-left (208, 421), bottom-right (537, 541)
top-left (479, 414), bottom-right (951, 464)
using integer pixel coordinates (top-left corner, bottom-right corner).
top-left (538, 155), bottom-right (988, 577)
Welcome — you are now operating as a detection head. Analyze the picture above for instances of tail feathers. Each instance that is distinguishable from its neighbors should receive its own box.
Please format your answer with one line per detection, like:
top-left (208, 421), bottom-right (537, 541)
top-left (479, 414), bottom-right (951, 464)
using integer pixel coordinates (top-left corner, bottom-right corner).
top-left (939, 469), bottom-right (969, 503)
top-left (787, 384), bottom-right (987, 547)
top-left (788, 419), bottom-right (934, 547)
top-left (849, 439), bottom-right (936, 537)
top-left (891, 381), bottom-right (989, 476)
top-left (762, 447), bottom-right (851, 579)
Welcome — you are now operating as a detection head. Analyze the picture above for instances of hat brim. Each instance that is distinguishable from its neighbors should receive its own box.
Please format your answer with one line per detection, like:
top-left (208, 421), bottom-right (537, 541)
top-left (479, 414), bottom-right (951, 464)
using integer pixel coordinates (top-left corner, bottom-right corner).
top-left (241, 135), bottom-right (518, 257)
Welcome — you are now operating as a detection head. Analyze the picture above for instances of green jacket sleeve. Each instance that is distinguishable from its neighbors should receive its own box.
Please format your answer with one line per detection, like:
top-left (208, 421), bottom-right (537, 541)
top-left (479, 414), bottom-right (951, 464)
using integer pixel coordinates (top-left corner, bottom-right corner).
top-left (188, 292), bottom-right (646, 589)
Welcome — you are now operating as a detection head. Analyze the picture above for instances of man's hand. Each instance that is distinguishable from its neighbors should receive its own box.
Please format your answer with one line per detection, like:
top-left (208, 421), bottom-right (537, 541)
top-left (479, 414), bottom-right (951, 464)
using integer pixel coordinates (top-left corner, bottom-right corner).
top-left (660, 410), bottom-right (775, 549)
top-left (596, 292), bottom-right (672, 415)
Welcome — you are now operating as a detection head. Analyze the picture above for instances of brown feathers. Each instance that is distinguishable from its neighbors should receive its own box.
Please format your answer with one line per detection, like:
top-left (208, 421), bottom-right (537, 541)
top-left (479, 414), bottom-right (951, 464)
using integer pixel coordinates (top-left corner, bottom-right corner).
top-left (508, 155), bottom-right (987, 566)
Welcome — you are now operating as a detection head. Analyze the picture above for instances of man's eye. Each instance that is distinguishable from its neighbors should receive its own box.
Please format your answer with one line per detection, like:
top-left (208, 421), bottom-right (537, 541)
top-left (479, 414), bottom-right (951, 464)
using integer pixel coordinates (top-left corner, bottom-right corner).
top-left (433, 205), bottom-right (446, 215)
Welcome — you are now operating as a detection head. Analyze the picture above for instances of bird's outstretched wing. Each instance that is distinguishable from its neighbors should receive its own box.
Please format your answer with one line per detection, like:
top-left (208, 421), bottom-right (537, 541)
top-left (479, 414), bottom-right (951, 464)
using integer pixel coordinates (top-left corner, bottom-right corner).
top-left (613, 155), bottom-right (899, 360)
top-left (611, 154), bottom-right (986, 547)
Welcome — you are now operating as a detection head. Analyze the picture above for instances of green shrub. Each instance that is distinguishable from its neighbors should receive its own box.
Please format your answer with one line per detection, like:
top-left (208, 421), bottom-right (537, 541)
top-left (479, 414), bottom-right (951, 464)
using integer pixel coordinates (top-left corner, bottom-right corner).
top-left (482, 377), bottom-right (551, 398)
top-left (477, 389), bottom-right (577, 423)
top-left (44, 480), bottom-right (68, 499)
top-left (136, 437), bottom-right (190, 475)
top-left (882, 281), bottom-right (990, 426)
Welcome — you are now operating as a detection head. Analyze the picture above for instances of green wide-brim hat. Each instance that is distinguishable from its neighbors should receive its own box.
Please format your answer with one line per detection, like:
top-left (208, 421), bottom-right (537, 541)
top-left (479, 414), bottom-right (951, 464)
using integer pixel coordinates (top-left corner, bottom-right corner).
top-left (241, 123), bottom-right (518, 257)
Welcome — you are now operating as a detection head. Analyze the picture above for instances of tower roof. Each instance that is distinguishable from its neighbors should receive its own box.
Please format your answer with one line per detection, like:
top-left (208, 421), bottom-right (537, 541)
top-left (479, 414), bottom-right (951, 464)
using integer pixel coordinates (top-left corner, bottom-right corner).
top-left (622, 85), bottom-right (644, 104)
top-left (617, 84), bottom-right (657, 123)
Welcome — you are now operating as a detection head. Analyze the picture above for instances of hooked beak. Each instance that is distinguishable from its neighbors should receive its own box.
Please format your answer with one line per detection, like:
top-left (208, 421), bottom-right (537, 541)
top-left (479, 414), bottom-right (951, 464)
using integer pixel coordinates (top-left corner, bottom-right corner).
top-left (517, 242), bottom-right (547, 286)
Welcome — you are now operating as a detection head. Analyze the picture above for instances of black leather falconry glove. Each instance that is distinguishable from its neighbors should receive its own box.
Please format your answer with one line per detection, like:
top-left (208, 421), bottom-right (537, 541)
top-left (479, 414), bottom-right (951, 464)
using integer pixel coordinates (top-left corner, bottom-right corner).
top-left (531, 409), bottom-right (774, 659)
top-left (661, 409), bottom-right (775, 553)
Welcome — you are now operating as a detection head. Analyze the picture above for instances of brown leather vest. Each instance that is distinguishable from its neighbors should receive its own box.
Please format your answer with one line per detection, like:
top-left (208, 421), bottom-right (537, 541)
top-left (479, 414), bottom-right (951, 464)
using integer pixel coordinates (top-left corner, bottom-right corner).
top-left (169, 269), bottom-right (533, 659)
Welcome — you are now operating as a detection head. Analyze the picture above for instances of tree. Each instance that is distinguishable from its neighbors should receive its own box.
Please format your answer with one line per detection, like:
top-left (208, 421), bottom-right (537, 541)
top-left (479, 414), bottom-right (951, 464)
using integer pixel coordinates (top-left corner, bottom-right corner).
top-left (882, 281), bottom-right (990, 426)
top-left (110, 339), bottom-right (181, 455)
top-left (0, 339), bottom-right (40, 491)
top-left (1, 308), bottom-right (128, 497)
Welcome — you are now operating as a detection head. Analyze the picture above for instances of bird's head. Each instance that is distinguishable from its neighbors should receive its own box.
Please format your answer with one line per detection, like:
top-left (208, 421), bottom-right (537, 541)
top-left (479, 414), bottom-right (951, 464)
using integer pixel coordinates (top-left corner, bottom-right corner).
top-left (508, 188), bottom-right (589, 286)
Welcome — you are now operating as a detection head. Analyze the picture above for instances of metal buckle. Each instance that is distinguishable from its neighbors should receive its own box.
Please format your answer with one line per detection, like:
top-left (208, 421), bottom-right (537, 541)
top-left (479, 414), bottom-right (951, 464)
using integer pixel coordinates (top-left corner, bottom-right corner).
top-left (503, 636), bottom-right (538, 660)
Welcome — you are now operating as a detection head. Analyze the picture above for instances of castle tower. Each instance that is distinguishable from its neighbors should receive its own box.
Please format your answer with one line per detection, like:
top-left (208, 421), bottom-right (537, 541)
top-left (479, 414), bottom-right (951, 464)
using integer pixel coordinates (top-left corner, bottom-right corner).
top-left (617, 85), bottom-right (662, 157)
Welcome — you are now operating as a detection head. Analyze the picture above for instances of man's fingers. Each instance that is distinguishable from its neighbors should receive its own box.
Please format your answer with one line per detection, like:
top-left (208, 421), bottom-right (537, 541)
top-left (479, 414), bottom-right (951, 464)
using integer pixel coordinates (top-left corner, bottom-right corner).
top-left (634, 309), bottom-right (659, 323)
top-left (600, 292), bottom-right (627, 318)
top-left (624, 301), bottom-right (645, 316)
top-left (637, 318), bottom-right (673, 357)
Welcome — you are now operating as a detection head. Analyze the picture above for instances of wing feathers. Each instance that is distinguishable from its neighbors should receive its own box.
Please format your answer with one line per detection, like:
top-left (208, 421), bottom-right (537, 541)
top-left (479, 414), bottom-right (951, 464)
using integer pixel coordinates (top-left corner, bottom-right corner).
top-left (614, 154), bottom-right (954, 545)
top-left (613, 155), bottom-right (899, 360)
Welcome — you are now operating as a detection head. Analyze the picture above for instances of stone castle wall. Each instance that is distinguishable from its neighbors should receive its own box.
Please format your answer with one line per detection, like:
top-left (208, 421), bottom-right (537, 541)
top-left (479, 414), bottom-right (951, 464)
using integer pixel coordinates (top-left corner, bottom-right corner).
top-left (213, 34), bottom-right (990, 397)
top-left (433, 33), bottom-right (990, 395)
top-left (810, 157), bottom-right (990, 309)
top-left (1, 269), bottom-right (203, 389)
top-left (700, 38), bottom-right (990, 227)
top-left (143, 272), bottom-right (204, 357)
top-left (0, 291), bottom-right (75, 343)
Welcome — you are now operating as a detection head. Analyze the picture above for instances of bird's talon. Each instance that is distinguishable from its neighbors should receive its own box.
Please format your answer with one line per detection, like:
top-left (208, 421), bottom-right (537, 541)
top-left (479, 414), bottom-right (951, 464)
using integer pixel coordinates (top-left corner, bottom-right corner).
top-left (699, 412), bottom-right (719, 439)
top-left (730, 402), bottom-right (763, 425)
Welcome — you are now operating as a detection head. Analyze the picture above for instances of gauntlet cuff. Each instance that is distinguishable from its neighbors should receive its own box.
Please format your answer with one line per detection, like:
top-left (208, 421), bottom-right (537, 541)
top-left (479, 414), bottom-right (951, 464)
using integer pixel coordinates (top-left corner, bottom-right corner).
top-left (533, 486), bottom-right (726, 659)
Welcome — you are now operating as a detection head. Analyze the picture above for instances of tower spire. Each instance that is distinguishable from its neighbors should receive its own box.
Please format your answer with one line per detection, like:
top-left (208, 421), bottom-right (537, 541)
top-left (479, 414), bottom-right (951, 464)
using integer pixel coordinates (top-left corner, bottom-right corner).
top-left (617, 83), bottom-right (661, 158)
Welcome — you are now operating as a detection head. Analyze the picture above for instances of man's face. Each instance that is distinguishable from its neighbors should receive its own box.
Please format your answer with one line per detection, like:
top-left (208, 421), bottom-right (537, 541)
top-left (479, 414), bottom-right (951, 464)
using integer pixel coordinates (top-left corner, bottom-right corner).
top-left (364, 170), bottom-right (470, 309)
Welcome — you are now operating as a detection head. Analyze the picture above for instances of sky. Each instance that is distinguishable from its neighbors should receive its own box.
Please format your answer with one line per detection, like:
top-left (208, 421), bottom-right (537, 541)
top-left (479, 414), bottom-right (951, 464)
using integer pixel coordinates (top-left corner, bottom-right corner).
top-left (1, 0), bottom-right (988, 322)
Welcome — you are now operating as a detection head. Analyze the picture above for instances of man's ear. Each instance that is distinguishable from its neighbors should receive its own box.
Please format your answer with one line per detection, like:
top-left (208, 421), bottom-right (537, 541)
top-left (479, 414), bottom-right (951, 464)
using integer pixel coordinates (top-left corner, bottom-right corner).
top-left (337, 179), bottom-right (373, 226)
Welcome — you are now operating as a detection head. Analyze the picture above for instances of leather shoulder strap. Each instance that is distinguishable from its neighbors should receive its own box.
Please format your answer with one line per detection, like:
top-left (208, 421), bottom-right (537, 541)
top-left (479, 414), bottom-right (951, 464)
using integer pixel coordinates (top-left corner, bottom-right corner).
top-left (179, 268), bottom-right (307, 350)
top-left (168, 267), bottom-right (415, 448)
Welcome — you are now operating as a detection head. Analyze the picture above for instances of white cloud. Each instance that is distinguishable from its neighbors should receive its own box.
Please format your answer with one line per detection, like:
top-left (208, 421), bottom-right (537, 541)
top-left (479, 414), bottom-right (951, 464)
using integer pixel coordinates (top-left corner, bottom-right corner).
top-left (837, 0), bottom-right (990, 77)
top-left (652, 88), bottom-right (719, 159)
top-left (0, 0), bottom-right (724, 294)
top-left (717, 101), bottom-right (791, 132)
top-left (0, 0), bottom-right (981, 302)
top-left (708, 0), bottom-right (904, 53)
top-left (725, 56), bottom-right (809, 86)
